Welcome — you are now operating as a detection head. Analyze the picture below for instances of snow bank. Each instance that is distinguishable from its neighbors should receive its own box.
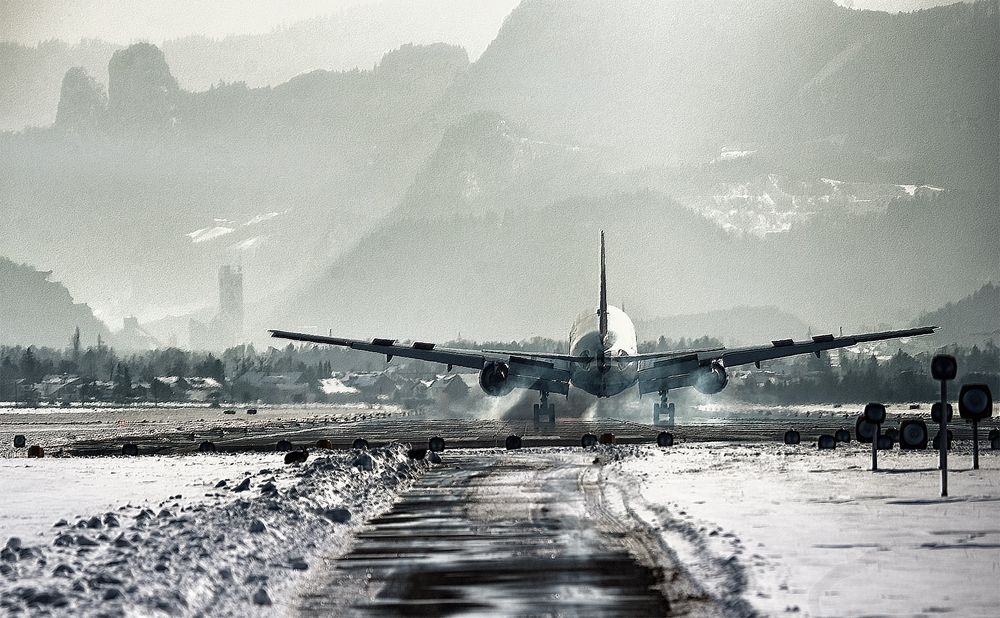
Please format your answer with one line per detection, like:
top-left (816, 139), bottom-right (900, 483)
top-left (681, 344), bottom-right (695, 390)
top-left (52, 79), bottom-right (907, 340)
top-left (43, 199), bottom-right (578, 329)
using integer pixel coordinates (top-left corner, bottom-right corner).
top-left (606, 442), bottom-right (1000, 616)
top-left (0, 444), bottom-right (428, 615)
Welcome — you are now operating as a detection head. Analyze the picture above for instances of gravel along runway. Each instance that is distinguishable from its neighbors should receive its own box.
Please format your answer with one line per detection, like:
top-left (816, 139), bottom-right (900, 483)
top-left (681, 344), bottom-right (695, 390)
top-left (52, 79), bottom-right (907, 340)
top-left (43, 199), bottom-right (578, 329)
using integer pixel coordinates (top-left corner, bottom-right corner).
top-left (297, 449), bottom-right (722, 617)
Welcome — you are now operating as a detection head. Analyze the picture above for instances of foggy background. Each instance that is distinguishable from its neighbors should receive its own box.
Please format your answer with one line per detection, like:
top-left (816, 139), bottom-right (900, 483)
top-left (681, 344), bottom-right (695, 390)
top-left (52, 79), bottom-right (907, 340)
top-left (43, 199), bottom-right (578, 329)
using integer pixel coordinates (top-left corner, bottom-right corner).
top-left (1, 0), bottom-right (997, 351)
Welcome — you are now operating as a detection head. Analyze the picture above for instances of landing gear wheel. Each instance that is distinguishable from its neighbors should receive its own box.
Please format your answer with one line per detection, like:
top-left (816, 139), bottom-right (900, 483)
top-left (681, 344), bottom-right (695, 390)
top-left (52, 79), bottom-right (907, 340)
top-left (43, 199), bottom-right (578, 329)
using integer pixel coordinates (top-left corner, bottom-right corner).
top-left (817, 434), bottom-right (836, 449)
top-left (505, 435), bottom-right (522, 450)
top-left (351, 438), bottom-right (369, 450)
top-left (656, 432), bottom-right (674, 447)
top-left (784, 430), bottom-right (800, 445)
top-left (835, 429), bottom-right (851, 443)
top-left (581, 433), bottom-right (598, 448)
top-left (533, 396), bottom-right (555, 424)
top-left (653, 392), bottom-right (676, 427)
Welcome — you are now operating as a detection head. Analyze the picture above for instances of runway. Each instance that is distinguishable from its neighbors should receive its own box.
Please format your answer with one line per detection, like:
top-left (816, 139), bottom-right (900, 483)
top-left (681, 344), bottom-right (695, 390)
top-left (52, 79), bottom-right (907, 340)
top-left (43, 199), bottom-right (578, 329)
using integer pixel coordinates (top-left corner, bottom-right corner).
top-left (61, 411), bottom-right (979, 456)
top-left (297, 451), bottom-right (716, 617)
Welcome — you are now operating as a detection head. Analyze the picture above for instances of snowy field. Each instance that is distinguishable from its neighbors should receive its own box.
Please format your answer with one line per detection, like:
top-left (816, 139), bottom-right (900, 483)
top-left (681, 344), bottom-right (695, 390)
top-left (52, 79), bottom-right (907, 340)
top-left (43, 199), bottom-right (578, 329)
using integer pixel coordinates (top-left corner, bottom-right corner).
top-left (605, 442), bottom-right (1000, 617)
top-left (0, 444), bottom-right (429, 615)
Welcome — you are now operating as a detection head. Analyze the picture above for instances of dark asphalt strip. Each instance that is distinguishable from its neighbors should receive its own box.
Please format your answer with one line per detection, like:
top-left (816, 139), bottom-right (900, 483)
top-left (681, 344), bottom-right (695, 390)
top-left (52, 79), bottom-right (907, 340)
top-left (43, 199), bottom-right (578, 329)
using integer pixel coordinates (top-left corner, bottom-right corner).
top-left (296, 452), bottom-right (715, 617)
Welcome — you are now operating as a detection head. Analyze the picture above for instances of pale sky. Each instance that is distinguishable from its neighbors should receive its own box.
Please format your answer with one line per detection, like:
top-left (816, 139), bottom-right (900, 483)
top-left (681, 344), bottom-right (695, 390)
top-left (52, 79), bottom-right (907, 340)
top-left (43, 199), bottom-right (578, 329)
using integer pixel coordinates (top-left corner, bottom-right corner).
top-left (0, 0), bottom-right (520, 45)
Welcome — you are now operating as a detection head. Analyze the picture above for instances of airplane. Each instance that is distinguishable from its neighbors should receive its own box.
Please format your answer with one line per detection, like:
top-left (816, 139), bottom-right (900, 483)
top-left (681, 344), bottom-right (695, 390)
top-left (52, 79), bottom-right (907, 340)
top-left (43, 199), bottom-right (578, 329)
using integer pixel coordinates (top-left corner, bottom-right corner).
top-left (270, 232), bottom-right (937, 426)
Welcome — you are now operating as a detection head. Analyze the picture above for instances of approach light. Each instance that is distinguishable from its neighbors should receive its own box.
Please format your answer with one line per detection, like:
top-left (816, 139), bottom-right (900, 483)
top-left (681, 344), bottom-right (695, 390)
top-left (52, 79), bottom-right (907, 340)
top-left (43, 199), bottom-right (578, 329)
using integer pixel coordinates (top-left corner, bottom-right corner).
top-left (863, 403), bottom-right (886, 424)
top-left (931, 402), bottom-right (953, 423)
top-left (931, 355), bottom-right (957, 381)
top-left (958, 384), bottom-right (993, 421)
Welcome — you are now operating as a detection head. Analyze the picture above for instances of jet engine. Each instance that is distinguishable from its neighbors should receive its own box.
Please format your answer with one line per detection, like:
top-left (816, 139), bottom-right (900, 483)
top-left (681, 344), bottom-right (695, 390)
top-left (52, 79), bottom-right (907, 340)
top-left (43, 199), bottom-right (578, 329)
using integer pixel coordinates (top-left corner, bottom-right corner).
top-left (693, 362), bottom-right (728, 395)
top-left (479, 361), bottom-right (514, 396)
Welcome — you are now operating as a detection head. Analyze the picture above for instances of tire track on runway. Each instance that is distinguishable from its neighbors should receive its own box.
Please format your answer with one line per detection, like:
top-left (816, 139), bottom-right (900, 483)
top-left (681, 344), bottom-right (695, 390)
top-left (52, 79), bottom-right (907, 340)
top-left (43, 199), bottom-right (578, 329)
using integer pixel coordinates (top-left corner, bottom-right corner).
top-left (297, 450), bottom-right (689, 616)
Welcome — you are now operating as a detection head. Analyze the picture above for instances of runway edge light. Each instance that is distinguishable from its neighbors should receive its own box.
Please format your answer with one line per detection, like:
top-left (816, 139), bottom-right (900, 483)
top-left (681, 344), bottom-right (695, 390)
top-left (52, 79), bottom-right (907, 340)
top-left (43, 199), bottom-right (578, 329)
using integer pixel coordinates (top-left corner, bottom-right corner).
top-left (958, 384), bottom-right (992, 470)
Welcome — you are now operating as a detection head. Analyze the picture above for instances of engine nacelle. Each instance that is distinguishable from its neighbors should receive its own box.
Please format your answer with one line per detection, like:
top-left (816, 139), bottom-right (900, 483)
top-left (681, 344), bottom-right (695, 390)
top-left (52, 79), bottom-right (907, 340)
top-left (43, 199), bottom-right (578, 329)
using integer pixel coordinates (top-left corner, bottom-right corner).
top-left (479, 361), bottom-right (514, 397)
top-left (693, 362), bottom-right (728, 395)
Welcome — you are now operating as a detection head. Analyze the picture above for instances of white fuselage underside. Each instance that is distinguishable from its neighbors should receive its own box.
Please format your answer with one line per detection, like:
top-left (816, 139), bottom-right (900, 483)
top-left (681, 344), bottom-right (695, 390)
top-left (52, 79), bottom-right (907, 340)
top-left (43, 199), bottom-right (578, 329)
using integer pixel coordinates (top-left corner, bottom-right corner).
top-left (568, 305), bottom-right (638, 398)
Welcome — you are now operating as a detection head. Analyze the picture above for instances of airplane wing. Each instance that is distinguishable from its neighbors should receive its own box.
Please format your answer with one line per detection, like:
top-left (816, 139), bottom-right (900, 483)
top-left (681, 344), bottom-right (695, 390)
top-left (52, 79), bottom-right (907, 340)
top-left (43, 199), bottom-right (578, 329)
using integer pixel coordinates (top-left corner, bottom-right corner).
top-left (494, 348), bottom-right (726, 364)
top-left (269, 330), bottom-right (573, 395)
top-left (635, 325), bottom-right (937, 395)
top-left (707, 326), bottom-right (938, 368)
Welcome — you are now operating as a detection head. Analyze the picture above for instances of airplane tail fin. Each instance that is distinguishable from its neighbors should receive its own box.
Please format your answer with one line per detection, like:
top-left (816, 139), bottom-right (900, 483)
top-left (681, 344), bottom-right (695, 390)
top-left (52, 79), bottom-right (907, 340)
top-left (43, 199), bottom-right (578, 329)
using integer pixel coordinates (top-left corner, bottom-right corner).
top-left (599, 230), bottom-right (608, 339)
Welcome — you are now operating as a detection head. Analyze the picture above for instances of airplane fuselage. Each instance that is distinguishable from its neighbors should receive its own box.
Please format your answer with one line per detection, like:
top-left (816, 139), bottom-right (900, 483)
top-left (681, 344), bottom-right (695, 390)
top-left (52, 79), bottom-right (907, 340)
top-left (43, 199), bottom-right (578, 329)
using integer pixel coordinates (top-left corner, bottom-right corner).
top-left (568, 305), bottom-right (638, 398)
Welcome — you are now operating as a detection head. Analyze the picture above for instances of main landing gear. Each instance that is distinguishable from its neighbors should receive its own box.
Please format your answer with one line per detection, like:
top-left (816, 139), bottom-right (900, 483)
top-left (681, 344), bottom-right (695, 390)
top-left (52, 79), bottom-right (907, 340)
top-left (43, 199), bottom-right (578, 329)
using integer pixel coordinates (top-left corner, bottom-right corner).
top-left (653, 389), bottom-right (675, 427)
top-left (533, 390), bottom-right (555, 425)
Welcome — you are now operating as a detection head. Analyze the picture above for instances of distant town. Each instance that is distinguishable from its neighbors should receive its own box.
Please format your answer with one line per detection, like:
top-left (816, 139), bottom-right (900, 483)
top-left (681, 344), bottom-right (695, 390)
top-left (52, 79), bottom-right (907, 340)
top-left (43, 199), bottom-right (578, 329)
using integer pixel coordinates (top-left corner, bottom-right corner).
top-left (2, 332), bottom-right (996, 409)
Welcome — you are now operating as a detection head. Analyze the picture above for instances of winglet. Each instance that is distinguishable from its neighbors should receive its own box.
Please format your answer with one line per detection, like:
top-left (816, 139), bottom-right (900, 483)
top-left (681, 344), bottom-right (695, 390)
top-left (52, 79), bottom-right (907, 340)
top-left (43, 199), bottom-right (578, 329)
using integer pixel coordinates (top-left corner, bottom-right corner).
top-left (599, 230), bottom-right (608, 339)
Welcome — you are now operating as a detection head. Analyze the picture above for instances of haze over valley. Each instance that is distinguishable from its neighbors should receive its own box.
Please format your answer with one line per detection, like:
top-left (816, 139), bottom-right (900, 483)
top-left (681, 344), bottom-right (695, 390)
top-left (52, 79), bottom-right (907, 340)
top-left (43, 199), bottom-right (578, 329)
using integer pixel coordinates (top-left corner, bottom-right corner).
top-left (1, 0), bottom-right (996, 348)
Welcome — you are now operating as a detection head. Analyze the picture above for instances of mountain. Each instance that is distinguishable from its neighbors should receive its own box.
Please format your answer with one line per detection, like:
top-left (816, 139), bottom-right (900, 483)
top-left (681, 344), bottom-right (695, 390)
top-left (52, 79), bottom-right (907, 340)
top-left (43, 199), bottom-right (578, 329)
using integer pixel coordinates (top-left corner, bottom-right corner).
top-left (0, 258), bottom-right (110, 348)
top-left (2, 3), bottom-right (996, 344)
top-left (0, 42), bottom-right (470, 329)
top-left (915, 283), bottom-right (1000, 345)
top-left (274, 110), bottom-right (999, 342)
top-left (634, 307), bottom-right (810, 346)
top-left (446, 0), bottom-right (998, 193)
top-left (0, 0), bottom-right (517, 131)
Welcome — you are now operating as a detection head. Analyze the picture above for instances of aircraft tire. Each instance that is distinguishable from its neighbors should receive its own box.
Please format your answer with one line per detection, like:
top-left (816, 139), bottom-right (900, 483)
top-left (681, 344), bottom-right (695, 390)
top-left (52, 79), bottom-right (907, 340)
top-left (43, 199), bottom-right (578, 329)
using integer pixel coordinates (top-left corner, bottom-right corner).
top-left (817, 434), bottom-right (836, 449)
top-left (428, 436), bottom-right (446, 452)
top-left (505, 435), bottom-right (523, 450)
top-left (352, 438), bottom-right (369, 450)
top-left (656, 432), bottom-right (673, 447)
top-left (581, 433), bottom-right (598, 448)
top-left (835, 429), bottom-right (851, 443)
top-left (784, 430), bottom-right (800, 445)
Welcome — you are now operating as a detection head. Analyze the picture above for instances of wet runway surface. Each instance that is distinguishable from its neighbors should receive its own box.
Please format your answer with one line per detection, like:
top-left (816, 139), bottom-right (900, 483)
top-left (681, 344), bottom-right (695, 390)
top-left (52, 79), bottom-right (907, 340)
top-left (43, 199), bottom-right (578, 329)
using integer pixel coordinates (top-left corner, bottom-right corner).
top-left (297, 451), bottom-right (692, 616)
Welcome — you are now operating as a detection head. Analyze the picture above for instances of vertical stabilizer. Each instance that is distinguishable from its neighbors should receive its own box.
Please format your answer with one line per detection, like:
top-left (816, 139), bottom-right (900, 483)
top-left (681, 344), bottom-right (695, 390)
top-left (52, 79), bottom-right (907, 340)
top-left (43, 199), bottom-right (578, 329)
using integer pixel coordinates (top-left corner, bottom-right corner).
top-left (599, 231), bottom-right (608, 339)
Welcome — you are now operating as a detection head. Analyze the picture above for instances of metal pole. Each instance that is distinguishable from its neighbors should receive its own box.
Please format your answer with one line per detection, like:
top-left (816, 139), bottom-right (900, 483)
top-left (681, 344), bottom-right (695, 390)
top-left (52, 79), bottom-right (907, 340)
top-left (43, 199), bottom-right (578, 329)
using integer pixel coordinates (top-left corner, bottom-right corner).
top-left (872, 422), bottom-right (879, 471)
top-left (972, 420), bottom-right (980, 470)
top-left (939, 380), bottom-right (948, 497)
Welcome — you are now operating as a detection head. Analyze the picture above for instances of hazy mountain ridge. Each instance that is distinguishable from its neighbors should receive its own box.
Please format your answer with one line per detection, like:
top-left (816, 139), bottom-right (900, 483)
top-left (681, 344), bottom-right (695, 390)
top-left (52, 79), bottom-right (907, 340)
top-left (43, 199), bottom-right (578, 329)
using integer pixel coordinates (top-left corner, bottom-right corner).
top-left (0, 42), bottom-right (470, 328)
top-left (634, 307), bottom-right (811, 346)
top-left (1, 1), bottom-right (996, 342)
top-left (0, 257), bottom-right (109, 348)
top-left (446, 0), bottom-right (998, 192)
top-left (275, 108), bottom-right (998, 341)
top-left (0, 0), bottom-right (518, 131)
top-left (915, 282), bottom-right (1000, 345)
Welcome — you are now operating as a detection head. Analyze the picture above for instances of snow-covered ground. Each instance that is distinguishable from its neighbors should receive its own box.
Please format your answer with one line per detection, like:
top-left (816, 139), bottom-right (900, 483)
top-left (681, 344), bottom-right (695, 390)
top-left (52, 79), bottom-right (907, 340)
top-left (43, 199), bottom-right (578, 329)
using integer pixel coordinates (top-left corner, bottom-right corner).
top-left (606, 442), bottom-right (1000, 617)
top-left (0, 444), bottom-right (429, 615)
